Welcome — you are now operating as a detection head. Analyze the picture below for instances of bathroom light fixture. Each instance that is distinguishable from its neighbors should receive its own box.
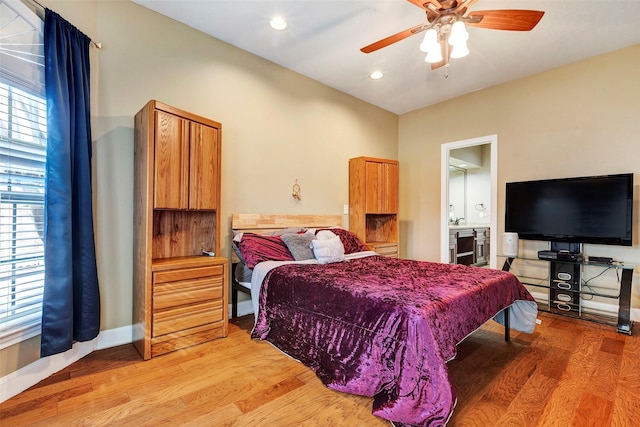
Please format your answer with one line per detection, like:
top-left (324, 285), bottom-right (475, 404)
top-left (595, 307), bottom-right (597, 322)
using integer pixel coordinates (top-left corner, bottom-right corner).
top-left (270, 16), bottom-right (287, 30)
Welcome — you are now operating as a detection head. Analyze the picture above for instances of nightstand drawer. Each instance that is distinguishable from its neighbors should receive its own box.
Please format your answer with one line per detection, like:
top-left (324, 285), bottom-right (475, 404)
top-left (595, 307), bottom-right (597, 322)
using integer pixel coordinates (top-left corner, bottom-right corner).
top-left (370, 243), bottom-right (398, 258)
top-left (153, 265), bottom-right (223, 283)
top-left (152, 299), bottom-right (223, 337)
top-left (153, 275), bottom-right (223, 310)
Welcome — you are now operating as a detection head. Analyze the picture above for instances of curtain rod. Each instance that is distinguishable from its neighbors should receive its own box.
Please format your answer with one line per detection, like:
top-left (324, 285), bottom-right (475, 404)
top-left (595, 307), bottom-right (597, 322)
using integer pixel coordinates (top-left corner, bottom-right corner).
top-left (22, 0), bottom-right (103, 49)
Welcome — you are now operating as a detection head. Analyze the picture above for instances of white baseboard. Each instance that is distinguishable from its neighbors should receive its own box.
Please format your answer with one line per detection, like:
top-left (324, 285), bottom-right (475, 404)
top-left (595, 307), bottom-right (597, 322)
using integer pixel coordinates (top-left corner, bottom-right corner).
top-left (95, 324), bottom-right (132, 350)
top-left (0, 325), bottom-right (132, 403)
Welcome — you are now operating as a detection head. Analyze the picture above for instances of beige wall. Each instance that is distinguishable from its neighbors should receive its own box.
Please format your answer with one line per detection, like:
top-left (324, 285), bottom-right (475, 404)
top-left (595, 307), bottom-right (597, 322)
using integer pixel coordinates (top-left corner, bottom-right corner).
top-left (399, 44), bottom-right (640, 302)
top-left (1, 0), bottom-right (398, 377)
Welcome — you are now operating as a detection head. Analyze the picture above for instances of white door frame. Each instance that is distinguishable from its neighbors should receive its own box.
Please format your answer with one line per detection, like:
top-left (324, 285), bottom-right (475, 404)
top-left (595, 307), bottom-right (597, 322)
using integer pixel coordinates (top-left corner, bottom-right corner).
top-left (440, 134), bottom-right (498, 268)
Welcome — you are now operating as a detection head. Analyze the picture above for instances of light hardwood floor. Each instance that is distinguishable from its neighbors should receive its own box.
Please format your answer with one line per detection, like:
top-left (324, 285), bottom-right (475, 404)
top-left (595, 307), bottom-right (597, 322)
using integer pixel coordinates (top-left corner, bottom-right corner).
top-left (2, 312), bottom-right (639, 426)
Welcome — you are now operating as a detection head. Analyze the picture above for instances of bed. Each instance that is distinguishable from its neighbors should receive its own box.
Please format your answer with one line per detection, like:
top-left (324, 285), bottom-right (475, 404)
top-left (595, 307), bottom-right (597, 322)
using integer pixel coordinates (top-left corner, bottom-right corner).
top-left (231, 214), bottom-right (538, 427)
top-left (230, 214), bottom-right (345, 318)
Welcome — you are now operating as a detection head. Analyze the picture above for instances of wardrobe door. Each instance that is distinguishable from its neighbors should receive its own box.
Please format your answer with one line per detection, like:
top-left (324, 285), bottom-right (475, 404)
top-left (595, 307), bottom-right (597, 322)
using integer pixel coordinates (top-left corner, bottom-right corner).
top-left (154, 110), bottom-right (189, 209)
top-left (188, 122), bottom-right (219, 210)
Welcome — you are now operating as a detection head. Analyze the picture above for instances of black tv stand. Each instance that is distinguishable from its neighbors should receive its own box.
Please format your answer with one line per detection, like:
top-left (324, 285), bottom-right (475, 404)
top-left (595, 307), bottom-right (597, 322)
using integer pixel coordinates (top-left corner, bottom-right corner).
top-left (501, 254), bottom-right (634, 335)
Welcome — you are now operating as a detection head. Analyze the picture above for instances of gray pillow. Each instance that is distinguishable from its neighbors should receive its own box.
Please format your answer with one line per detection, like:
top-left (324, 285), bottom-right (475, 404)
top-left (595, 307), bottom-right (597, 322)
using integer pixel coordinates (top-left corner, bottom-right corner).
top-left (269, 227), bottom-right (306, 236)
top-left (280, 232), bottom-right (315, 261)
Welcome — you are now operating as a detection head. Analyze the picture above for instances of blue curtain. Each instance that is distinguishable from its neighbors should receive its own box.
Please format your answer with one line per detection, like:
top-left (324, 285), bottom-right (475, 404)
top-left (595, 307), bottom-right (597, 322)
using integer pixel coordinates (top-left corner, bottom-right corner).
top-left (41, 9), bottom-right (100, 357)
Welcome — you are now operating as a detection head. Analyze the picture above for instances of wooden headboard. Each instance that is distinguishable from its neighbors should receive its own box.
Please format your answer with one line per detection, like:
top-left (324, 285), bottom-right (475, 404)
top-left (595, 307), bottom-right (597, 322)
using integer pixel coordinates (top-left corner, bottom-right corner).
top-left (231, 213), bottom-right (342, 234)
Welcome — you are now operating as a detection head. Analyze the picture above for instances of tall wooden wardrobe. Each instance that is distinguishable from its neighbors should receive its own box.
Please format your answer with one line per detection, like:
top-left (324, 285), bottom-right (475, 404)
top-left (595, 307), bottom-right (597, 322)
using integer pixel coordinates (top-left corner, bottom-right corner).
top-left (349, 156), bottom-right (399, 258)
top-left (133, 100), bottom-right (228, 360)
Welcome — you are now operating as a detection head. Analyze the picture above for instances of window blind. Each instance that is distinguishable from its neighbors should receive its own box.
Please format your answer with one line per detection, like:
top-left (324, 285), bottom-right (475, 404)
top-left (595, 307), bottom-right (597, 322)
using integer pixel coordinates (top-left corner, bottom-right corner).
top-left (0, 82), bottom-right (46, 349)
top-left (0, 0), bottom-right (46, 349)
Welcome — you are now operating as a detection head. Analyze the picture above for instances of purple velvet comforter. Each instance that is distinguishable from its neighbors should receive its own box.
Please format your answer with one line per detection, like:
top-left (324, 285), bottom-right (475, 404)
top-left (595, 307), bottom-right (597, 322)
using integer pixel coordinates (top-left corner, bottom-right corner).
top-left (252, 255), bottom-right (536, 426)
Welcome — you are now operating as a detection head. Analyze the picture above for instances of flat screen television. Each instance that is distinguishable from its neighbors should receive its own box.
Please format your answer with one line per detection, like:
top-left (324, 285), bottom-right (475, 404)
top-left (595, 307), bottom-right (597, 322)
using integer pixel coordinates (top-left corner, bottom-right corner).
top-left (505, 173), bottom-right (634, 247)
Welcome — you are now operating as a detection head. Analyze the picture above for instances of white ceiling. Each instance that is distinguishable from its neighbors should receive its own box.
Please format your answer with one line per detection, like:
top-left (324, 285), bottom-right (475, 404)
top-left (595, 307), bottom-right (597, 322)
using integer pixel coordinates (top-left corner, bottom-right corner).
top-left (132, 0), bottom-right (640, 115)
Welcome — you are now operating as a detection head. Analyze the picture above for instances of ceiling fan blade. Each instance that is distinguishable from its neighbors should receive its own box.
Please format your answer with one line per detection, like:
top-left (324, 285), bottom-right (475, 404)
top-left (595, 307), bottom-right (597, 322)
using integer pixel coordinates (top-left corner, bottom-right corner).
top-left (452, 0), bottom-right (478, 14)
top-left (406, 0), bottom-right (429, 10)
top-left (406, 0), bottom-right (443, 11)
top-left (360, 23), bottom-right (427, 53)
top-left (466, 10), bottom-right (544, 31)
top-left (409, 0), bottom-right (478, 13)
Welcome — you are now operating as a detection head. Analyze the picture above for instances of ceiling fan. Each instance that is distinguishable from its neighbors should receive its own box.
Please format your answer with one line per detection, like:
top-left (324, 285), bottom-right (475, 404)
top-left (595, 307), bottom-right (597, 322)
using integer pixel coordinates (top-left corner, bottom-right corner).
top-left (361, 0), bottom-right (544, 73)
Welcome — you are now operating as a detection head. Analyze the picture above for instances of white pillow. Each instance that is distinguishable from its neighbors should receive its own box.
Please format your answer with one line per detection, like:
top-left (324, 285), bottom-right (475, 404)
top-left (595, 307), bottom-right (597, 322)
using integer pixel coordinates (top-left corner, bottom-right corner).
top-left (311, 236), bottom-right (345, 264)
top-left (315, 230), bottom-right (338, 240)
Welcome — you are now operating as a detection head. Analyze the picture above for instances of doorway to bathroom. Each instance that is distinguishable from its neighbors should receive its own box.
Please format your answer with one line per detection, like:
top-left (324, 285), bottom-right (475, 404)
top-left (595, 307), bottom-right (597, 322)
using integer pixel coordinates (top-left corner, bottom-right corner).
top-left (440, 135), bottom-right (497, 268)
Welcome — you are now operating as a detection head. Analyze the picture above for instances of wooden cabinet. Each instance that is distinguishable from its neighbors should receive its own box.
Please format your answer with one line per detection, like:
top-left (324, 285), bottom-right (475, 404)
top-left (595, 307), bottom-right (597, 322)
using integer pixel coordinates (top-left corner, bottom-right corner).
top-left (153, 110), bottom-right (219, 210)
top-left (449, 227), bottom-right (490, 266)
top-left (133, 100), bottom-right (227, 360)
top-left (364, 160), bottom-right (398, 213)
top-left (349, 157), bottom-right (399, 257)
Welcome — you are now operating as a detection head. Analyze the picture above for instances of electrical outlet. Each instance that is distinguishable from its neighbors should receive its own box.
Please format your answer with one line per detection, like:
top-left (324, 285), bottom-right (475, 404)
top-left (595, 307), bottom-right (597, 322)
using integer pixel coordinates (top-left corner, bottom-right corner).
top-left (343, 204), bottom-right (349, 214)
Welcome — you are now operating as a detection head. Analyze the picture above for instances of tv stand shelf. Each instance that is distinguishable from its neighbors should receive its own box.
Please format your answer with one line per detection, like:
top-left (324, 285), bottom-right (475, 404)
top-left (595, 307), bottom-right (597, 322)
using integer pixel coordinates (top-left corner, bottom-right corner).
top-left (501, 255), bottom-right (634, 335)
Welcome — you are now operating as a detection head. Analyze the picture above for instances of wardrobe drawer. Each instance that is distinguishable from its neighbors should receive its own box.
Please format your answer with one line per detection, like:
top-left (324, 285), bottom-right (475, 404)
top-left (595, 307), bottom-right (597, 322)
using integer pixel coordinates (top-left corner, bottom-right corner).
top-left (153, 265), bottom-right (223, 283)
top-left (152, 300), bottom-right (223, 337)
top-left (153, 275), bottom-right (223, 310)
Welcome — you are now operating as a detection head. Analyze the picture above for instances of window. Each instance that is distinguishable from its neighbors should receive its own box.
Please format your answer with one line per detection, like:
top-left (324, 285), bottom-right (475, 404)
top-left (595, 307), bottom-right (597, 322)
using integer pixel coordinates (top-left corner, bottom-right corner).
top-left (0, 0), bottom-right (46, 349)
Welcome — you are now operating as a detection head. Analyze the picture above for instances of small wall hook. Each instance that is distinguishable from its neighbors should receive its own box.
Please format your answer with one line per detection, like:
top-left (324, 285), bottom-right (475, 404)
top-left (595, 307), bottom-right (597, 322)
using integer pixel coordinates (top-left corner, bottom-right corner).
top-left (292, 179), bottom-right (301, 200)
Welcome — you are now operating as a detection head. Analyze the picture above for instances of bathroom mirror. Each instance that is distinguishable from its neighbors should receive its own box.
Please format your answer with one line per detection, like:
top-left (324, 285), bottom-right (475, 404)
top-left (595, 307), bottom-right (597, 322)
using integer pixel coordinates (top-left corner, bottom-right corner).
top-left (448, 165), bottom-right (466, 225)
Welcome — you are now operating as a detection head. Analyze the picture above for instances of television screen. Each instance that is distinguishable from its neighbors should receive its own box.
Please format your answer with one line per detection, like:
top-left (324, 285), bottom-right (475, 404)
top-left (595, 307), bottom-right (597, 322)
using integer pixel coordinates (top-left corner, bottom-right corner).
top-left (505, 173), bottom-right (634, 246)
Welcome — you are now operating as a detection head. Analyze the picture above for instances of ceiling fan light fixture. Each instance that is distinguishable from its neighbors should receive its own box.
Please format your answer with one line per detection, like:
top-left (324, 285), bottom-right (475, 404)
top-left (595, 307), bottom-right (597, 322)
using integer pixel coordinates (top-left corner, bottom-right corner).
top-left (448, 21), bottom-right (468, 47)
top-left (360, 3), bottom-right (545, 77)
top-left (450, 40), bottom-right (469, 58)
top-left (425, 44), bottom-right (443, 63)
top-left (419, 28), bottom-right (439, 53)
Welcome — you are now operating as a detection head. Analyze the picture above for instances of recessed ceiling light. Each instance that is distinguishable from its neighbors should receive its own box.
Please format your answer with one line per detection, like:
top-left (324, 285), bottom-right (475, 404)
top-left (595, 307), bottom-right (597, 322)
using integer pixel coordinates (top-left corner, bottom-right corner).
top-left (270, 16), bottom-right (287, 30)
top-left (369, 71), bottom-right (384, 80)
